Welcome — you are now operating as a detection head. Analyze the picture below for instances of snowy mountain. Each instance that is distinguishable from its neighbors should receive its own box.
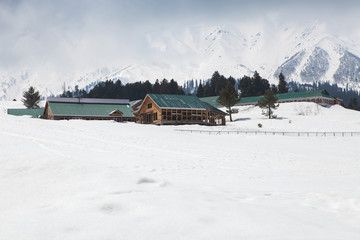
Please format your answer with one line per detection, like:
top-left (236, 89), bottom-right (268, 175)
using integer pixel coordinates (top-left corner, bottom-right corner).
top-left (274, 33), bottom-right (360, 90)
top-left (1, 21), bottom-right (360, 100)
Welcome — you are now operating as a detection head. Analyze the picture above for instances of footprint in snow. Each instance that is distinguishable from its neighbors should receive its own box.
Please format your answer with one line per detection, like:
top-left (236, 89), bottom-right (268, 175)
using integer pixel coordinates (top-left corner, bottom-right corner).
top-left (137, 177), bottom-right (156, 184)
top-left (137, 177), bottom-right (169, 187)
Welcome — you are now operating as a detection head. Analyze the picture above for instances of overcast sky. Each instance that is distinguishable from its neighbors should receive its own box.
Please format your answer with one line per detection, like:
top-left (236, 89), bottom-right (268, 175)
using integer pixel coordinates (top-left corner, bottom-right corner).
top-left (0, 0), bottom-right (359, 75)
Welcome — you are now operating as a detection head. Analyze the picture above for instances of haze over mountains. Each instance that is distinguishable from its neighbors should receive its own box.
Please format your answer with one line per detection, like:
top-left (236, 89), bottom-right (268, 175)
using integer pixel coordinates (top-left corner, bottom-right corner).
top-left (1, 20), bottom-right (360, 100)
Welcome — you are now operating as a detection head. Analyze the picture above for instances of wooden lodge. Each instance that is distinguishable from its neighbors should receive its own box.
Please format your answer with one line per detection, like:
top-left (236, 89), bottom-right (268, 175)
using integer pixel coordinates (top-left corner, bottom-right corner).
top-left (134, 94), bottom-right (227, 125)
top-left (43, 97), bottom-right (135, 122)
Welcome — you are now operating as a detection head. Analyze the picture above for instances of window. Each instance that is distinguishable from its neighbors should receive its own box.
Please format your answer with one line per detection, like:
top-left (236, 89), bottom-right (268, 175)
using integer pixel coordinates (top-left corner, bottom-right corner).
top-left (153, 113), bottom-right (158, 120)
top-left (148, 103), bottom-right (152, 109)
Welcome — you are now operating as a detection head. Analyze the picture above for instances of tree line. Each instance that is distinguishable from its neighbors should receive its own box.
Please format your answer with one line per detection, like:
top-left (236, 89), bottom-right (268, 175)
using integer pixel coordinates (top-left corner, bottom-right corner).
top-left (21, 70), bottom-right (360, 113)
top-left (60, 78), bottom-right (185, 101)
top-left (196, 71), bottom-right (288, 97)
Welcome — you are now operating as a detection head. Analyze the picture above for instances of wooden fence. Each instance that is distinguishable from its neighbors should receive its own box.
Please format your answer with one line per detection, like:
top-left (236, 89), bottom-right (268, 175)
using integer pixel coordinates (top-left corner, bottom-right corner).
top-left (174, 129), bottom-right (360, 137)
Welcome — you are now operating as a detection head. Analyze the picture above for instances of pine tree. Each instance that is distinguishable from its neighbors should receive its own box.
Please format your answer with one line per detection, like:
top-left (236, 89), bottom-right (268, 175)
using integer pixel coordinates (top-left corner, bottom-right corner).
top-left (210, 71), bottom-right (221, 96)
top-left (22, 86), bottom-right (41, 109)
top-left (203, 82), bottom-right (212, 97)
top-left (227, 76), bottom-right (236, 86)
top-left (252, 71), bottom-right (263, 95)
top-left (238, 72), bottom-right (270, 97)
top-left (196, 83), bottom-right (204, 98)
top-left (278, 72), bottom-right (288, 93)
top-left (217, 82), bottom-right (239, 122)
top-left (271, 84), bottom-right (278, 94)
top-left (238, 75), bottom-right (252, 97)
top-left (169, 79), bottom-right (179, 94)
top-left (152, 79), bottom-right (161, 94)
top-left (74, 85), bottom-right (80, 98)
top-left (257, 89), bottom-right (279, 119)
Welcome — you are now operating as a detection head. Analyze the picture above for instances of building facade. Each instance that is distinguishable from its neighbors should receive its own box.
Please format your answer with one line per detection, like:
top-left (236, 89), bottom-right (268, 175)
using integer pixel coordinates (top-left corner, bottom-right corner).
top-left (201, 90), bottom-right (342, 108)
top-left (43, 97), bottom-right (135, 122)
top-left (135, 94), bottom-right (227, 125)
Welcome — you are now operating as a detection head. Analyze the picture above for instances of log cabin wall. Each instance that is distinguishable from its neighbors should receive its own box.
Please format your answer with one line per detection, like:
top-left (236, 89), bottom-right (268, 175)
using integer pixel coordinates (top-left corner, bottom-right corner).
top-left (153, 108), bottom-right (225, 125)
top-left (136, 94), bottom-right (227, 126)
top-left (137, 96), bottom-right (162, 124)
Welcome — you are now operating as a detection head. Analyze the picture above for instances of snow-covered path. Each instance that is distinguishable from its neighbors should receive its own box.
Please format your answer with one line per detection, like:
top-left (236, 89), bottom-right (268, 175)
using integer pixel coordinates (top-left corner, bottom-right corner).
top-left (1, 102), bottom-right (360, 239)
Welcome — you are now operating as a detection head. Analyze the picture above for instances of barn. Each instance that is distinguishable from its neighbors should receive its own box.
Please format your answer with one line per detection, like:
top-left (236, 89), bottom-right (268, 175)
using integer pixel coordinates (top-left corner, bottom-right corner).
top-left (135, 94), bottom-right (227, 125)
top-left (43, 97), bottom-right (135, 122)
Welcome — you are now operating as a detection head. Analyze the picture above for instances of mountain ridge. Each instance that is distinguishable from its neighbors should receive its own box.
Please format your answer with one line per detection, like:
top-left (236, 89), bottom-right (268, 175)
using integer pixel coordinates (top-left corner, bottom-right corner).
top-left (1, 21), bottom-right (360, 100)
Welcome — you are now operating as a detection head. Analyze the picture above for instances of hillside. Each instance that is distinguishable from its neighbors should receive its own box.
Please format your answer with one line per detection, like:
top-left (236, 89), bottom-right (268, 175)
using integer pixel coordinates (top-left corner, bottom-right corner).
top-left (1, 102), bottom-right (360, 239)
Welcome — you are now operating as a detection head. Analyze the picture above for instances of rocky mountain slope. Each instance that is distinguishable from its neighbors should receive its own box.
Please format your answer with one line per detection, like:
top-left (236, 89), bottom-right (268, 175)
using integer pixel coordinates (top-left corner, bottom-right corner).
top-left (1, 21), bottom-right (360, 100)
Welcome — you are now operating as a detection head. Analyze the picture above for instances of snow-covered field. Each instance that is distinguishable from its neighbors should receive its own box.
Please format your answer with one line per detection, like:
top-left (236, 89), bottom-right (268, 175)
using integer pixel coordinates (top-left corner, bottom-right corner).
top-left (1, 101), bottom-right (360, 239)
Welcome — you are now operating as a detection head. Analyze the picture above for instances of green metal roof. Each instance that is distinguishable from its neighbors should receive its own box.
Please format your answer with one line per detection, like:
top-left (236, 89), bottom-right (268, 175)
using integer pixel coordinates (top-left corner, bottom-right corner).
top-left (200, 96), bottom-right (223, 107)
top-left (201, 90), bottom-right (336, 107)
top-left (276, 90), bottom-right (335, 100)
top-left (148, 94), bottom-right (226, 114)
top-left (239, 96), bottom-right (261, 103)
top-left (7, 108), bottom-right (44, 118)
top-left (48, 102), bottom-right (135, 117)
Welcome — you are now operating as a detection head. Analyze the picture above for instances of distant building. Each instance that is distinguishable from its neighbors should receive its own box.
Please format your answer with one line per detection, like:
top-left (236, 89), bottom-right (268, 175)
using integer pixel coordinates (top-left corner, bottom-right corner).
top-left (7, 108), bottom-right (44, 118)
top-left (135, 94), bottom-right (227, 125)
top-left (43, 97), bottom-right (135, 122)
top-left (201, 90), bottom-right (342, 108)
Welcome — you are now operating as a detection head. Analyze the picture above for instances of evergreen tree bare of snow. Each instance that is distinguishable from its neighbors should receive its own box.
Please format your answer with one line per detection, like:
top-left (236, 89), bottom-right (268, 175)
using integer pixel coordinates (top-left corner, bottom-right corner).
top-left (257, 89), bottom-right (279, 119)
top-left (22, 86), bottom-right (41, 109)
top-left (271, 84), bottom-right (278, 94)
top-left (196, 83), bottom-right (204, 98)
top-left (238, 71), bottom-right (270, 97)
top-left (217, 82), bottom-right (239, 122)
top-left (278, 72), bottom-right (288, 93)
